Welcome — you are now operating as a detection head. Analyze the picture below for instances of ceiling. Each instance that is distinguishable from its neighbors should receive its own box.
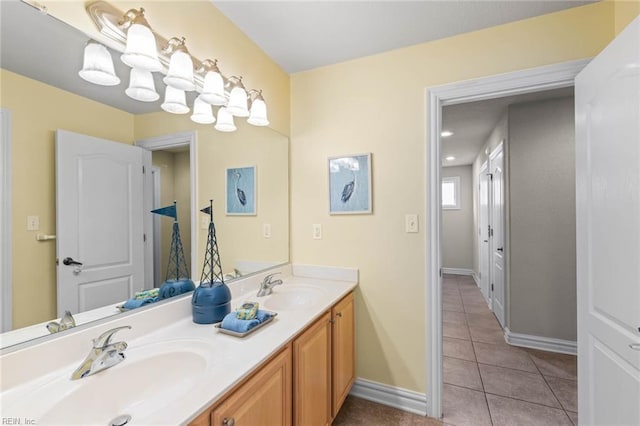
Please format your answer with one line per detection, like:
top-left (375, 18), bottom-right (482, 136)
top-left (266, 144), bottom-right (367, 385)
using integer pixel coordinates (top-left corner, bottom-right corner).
top-left (212, 0), bottom-right (595, 74)
top-left (441, 87), bottom-right (574, 167)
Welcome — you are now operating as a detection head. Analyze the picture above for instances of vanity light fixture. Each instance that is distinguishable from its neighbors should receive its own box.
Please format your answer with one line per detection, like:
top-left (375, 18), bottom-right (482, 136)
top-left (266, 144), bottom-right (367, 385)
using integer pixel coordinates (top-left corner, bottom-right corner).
top-left (441, 130), bottom-right (454, 137)
top-left (125, 68), bottom-right (159, 102)
top-left (83, 1), bottom-right (269, 132)
top-left (163, 37), bottom-right (196, 91)
top-left (78, 40), bottom-right (121, 86)
top-left (120, 8), bottom-right (162, 72)
top-left (161, 85), bottom-right (190, 114)
top-left (247, 90), bottom-right (269, 126)
top-left (191, 97), bottom-right (216, 124)
top-left (226, 76), bottom-right (250, 117)
top-left (215, 107), bottom-right (237, 132)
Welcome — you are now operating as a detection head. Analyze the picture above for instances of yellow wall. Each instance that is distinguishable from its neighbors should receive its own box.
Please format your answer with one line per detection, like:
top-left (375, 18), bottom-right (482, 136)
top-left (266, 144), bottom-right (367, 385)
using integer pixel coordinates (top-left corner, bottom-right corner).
top-left (290, 2), bottom-right (616, 393)
top-left (40, 0), bottom-right (290, 137)
top-left (614, 0), bottom-right (640, 35)
top-left (1, 69), bottom-right (134, 328)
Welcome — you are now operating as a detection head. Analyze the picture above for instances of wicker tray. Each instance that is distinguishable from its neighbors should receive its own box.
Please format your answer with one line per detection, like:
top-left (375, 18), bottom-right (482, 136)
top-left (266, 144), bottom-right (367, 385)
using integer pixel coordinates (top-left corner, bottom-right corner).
top-left (214, 311), bottom-right (278, 338)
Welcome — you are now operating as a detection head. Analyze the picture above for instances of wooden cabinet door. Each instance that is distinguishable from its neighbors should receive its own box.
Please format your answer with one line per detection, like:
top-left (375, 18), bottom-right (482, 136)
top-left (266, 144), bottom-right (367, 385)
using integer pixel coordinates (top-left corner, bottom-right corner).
top-left (210, 345), bottom-right (292, 426)
top-left (331, 292), bottom-right (355, 419)
top-left (293, 311), bottom-right (332, 426)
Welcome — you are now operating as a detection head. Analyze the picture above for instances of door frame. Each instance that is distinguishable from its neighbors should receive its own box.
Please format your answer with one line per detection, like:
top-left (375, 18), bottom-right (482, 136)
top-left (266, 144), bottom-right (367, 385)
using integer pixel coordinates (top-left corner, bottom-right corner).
top-left (488, 141), bottom-right (505, 326)
top-left (136, 131), bottom-right (198, 287)
top-left (0, 109), bottom-right (12, 332)
top-left (151, 165), bottom-right (162, 287)
top-left (425, 59), bottom-right (589, 418)
top-left (477, 160), bottom-right (490, 304)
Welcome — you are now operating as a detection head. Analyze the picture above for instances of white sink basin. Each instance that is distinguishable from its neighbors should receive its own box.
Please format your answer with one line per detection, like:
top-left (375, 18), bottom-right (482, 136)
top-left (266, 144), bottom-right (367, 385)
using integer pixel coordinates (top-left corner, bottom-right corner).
top-left (1, 339), bottom-right (215, 425)
top-left (261, 285), bottom-right (326, 311)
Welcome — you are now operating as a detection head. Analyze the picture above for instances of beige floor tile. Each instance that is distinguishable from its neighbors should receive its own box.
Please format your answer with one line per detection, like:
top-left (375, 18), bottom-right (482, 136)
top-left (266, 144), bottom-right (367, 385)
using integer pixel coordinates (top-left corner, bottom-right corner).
top-left (444, 337), bottom-right (476, 362)
top-left (465, 313), bottom-right (501, 330)
top-left (442, 384), bottom-right (492, 426)
top-left (526, 349), bottom-right (577, 380)
top-left (411, 414), bottom-right (445, 426)
top-left (463, 303), bottom-right (492, 315)
top-left (566, 410), bottom-right (578, 425)
top-left (443, 294), bottom-right (463, 305)
top-left (333, 395), bottom-right (417, 425)
top-left (545, 376), bottom-right (577, 412)
top-left (469, 325), bottom-right (505, 344)
top-left (444, 356), bottom-right (483, 391)
top-left (486, 394), bottom-right (573, 426)
top-left (474, 341), bottom-right (538, 372)
top-left (479, 364), bottom-right (561, 408)
top-left (443, 310), bottom-right (467, 325)
top-left (443, 322), bottom-right (471, 340)
top-left (443, 302), bottom-right (465, 313)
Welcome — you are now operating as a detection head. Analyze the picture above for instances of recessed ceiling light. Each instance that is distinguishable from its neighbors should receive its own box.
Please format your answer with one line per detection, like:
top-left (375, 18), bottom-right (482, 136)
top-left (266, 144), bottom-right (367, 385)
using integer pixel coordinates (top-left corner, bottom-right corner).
top-left (445, 156), bottom-right (455, 161)
top-left (441, 130), bottom-right (454, 137)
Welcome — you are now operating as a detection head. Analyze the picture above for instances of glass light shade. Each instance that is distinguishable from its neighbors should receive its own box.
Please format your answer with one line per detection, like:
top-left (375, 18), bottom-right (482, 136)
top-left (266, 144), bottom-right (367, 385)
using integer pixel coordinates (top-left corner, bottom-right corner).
top-left (163, 50), bottom-right (196, 91)
top-left (199, 71), bottom-right (226, 105)
top-left (226, 86), bottom-right (249, 117)
top-left (78, 42), bottom-right (120, 86)
top-left (125, 68), bottom-right (159, 102)
top-left (190, 97), bottom-right (215, 124)
top-left (214, 107), bottom-right (236, 132)
top-left (121, 23), bottom-right (162, 72)
top-left (247, 98), bottom-right (269, 126)
top-left (161, 86), bottom-right (189, 114)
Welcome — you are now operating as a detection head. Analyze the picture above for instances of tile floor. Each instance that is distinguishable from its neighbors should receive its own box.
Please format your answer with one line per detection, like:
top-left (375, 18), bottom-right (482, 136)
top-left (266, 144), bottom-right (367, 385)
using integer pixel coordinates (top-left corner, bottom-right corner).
top-left (333, 274), bottom-right (578, 426)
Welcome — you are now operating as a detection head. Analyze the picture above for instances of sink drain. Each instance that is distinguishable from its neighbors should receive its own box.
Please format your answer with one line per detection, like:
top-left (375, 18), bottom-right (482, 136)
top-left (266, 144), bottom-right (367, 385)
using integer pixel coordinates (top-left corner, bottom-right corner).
top-left (109, 414), bottom-right (132, 426)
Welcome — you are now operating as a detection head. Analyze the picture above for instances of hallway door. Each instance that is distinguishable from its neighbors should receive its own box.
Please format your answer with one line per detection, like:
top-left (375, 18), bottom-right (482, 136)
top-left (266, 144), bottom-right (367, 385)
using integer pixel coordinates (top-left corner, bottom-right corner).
top-left (478, 162), bottom-right (490, 303)
top-left (489, 143), bottom-right (505, 327)
top-left (575, 16), bottom-right (640, 425)
top-left (56, 130), bottom-right (147, 316)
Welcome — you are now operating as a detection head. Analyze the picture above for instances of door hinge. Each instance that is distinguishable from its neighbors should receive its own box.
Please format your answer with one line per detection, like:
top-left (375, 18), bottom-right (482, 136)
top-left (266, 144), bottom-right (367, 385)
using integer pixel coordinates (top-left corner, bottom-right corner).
top-left (488, 173), bottom-right (493, 180)
top-left (142, 165), bottom-right (146, 174)
top-left (491, 283), bottom-right (494, 291)
top-left (143, 233), bottom-right (146, 242)
top-left (489, 227), bottom-right (494, 237)
top-left (439, 268), bottom-right (443, 278)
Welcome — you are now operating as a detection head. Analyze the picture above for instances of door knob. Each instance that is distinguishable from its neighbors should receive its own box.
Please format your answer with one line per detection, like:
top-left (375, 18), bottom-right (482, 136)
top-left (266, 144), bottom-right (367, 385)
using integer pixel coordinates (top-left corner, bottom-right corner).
top-left (63, 257), bottom-right (83, 266)
top-left (497, 247), bottom-right (504, 252)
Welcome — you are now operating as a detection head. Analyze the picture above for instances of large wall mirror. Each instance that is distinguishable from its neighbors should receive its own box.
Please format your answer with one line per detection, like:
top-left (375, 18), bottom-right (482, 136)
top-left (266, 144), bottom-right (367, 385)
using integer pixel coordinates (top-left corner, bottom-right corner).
top-left (0, 0), bottom-right (289, 349)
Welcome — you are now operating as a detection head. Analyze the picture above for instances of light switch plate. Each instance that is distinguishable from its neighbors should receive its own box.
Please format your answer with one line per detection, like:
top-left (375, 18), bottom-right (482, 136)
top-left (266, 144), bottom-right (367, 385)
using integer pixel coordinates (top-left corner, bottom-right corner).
top-left (200, 216), bottom-right (209, 230)
top-left (27, 215), bottom-right (40, 231)
top-left (263, 223), bottom-right (272, 238)
top-left (312, 224), bottom-right (322, 240)
top-left (405, 214), bottom-right (418, 233)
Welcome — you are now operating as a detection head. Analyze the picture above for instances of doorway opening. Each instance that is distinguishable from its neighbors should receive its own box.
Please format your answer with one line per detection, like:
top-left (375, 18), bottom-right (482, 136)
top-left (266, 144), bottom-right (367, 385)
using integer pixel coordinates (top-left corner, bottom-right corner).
top-left (426, 59), bottom-right (588, 419)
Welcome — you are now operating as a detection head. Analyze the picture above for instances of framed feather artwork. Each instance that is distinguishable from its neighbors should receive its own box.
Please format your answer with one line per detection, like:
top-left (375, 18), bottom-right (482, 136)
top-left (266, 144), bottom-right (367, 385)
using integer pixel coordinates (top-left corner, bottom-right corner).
top-left (226, 166), bottom-right (256, 215)
top-left (328, 153), bottom-right (372, 214)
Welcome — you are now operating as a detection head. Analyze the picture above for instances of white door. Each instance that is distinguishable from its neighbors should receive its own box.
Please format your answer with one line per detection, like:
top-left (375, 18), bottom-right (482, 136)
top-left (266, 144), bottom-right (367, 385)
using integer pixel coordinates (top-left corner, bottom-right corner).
top-left (575, 16), bottom-right (640, 425)
top-left (478, 162), bottom-right (490, 303)
top-left (489, 143), bottom-right (505, 327)
top-left (56, 130), bottom-right (147, 316)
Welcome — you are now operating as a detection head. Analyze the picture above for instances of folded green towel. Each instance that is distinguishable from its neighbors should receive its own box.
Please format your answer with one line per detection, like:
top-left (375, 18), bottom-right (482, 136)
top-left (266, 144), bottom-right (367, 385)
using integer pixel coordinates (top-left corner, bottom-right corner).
top-left (134, 288), bottom-right (159, 300)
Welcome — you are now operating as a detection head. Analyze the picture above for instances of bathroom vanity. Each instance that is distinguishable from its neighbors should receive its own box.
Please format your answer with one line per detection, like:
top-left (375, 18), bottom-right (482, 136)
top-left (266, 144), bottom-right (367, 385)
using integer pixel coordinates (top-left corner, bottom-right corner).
top-left (190, 291), bottom-right (354, 426)
top-left (0, 265), bottom-right (357, 425)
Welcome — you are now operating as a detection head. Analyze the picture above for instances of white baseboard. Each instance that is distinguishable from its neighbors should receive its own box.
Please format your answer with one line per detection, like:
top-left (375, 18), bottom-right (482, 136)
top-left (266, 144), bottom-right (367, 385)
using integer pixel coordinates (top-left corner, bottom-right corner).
top-left (349, 378), bottom-right (428, 416)
top-left (472, 272), bottom-right (481, 287)
top-left (504, 328), bottom-right (577, 355)
top-left (441, 268), bottom-right (473, 276)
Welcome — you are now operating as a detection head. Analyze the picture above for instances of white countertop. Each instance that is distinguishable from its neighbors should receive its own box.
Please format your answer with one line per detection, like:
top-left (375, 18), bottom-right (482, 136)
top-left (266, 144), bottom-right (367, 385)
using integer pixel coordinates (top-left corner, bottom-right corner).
top-left (0, 264), bottom-right (358, 425)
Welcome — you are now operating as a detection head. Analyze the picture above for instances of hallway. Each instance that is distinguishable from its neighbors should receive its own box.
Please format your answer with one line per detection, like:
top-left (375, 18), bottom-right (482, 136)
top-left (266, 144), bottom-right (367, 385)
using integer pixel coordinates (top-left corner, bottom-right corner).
top-left (442, 274), bottom-right (577, 426)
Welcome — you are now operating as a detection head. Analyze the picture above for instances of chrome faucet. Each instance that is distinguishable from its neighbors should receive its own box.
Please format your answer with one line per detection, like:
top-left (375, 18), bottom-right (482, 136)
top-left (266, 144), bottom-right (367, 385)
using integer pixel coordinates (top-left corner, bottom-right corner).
top-left (256, 272), bottom-right (283, 297)
top-left (71, 326), bottom-right (131, 380)
top-left (46, 310), bottom-right (76, 334)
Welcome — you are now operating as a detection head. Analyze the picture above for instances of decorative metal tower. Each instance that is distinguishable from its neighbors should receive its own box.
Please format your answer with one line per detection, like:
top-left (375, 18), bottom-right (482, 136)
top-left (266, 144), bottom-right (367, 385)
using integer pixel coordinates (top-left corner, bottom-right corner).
top-left (151, 201), bottom-right (195, 298)
top-left (192, 200), bottom-right (231, 324)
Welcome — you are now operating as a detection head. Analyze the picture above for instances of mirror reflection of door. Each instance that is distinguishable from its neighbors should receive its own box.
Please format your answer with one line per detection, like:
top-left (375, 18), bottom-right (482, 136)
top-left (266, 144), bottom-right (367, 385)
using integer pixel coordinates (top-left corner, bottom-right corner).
top-left (151, 148), bottom-right (191, 287)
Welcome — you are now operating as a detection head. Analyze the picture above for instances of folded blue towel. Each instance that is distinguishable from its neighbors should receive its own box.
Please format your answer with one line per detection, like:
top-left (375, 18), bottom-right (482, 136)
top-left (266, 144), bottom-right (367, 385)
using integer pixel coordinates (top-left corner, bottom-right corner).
top-left (123, 296), bottom-right (158, 310)
top-left (221, 310), bottom-right (272, 334)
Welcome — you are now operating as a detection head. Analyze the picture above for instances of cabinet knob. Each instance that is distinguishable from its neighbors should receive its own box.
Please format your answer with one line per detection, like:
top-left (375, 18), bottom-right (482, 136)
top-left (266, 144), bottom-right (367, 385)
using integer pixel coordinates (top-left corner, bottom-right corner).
top-left (222, 418), bottom-right (235, 426)
top-left (336, 312), bottom-right (343, 318)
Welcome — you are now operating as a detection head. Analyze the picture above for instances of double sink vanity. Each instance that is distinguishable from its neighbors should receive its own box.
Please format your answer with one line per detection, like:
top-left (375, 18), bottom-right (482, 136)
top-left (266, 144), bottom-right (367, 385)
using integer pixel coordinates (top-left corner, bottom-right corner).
top-left (0, 265), bottom-right (358, 425)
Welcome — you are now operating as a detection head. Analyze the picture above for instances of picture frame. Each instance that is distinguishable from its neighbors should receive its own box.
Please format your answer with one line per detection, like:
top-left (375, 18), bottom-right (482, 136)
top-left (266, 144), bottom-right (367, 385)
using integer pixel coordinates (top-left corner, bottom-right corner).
top-left (226, 166), bottom-right (256, 215)
top-left (328, 153), bottom-right (372, 215)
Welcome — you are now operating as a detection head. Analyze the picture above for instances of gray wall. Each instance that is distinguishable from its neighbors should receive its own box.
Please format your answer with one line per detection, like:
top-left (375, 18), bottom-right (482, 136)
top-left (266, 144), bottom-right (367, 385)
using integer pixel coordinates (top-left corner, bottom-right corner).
top-left (508, 96), bottom-right (576, 341)
top-left (442, 165), bottom-right (473, 270)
